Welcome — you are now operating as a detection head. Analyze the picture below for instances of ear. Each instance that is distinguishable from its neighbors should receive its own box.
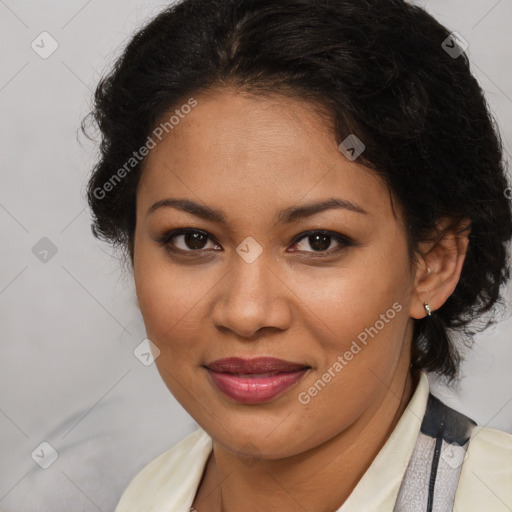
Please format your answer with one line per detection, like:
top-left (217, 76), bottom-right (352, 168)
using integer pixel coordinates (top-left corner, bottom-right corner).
top-left (409, 217), bottom-right (471, 319)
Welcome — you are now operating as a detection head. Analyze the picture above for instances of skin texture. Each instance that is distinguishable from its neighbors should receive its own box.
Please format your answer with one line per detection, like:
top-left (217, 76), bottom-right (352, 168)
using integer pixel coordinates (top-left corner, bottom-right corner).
top-left (132, 87), bottom-right (470, 512)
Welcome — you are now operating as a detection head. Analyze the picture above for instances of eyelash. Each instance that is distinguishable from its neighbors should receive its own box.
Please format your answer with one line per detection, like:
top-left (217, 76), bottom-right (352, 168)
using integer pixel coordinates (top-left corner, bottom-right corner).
top-left (155, 228), bottom-right (356, 258)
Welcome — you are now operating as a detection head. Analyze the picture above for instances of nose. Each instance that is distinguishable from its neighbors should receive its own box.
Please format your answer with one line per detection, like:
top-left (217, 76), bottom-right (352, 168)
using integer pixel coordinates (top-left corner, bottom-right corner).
top-left (211, 250), bottom-right (292, 339)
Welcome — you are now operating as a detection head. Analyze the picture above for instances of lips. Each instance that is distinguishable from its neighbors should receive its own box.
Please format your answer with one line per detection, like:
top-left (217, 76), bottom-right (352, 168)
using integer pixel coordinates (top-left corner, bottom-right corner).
top-left (205, 357), bottom-right (309, 374)
top-left (204, 357), bottom-right (311, 403)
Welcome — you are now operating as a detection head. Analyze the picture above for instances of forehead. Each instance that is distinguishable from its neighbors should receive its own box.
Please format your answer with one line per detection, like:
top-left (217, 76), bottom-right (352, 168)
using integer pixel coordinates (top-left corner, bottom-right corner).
top-left (138, 87), bottom-right (394, 221)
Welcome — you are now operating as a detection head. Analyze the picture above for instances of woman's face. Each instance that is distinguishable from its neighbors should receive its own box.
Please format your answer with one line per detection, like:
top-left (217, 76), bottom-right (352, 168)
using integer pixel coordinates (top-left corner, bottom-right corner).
top-left (133, 87), bottom-right (418, 459)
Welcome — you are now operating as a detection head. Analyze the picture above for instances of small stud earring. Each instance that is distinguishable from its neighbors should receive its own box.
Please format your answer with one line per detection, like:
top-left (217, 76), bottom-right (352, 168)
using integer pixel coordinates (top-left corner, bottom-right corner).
top-left (424, 301), bottom-right (432, 316)
top-left (427, 266), bottom-right (431, 275)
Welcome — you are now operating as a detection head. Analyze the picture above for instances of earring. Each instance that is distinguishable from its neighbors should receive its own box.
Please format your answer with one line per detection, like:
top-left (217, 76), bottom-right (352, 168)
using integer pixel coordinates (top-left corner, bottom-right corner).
top-left (424, 301), bottom-right (432, 317)
top-left (427, 267), bottom-right (431, 275)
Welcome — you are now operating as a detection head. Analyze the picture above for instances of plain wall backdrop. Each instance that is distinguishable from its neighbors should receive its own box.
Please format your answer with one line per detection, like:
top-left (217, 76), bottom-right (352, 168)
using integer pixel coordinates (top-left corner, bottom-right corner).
top-left (1, 1), bottom-right (511, 511)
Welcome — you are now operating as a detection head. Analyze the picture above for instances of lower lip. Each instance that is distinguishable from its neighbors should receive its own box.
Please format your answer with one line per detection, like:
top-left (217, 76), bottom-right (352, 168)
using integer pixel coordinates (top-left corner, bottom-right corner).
top-left (206, 368), bottom-right (309, 404)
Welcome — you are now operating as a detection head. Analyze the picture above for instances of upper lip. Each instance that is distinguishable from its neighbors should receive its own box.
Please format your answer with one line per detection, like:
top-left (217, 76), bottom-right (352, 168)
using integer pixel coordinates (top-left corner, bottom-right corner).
top-left (205, 357), bottom-right (310, 374)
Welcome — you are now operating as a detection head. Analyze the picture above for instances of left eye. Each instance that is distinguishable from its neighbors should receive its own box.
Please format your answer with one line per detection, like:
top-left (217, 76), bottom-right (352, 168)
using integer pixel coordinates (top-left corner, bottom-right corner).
top-left (289, 231), bottom-right (352, 254)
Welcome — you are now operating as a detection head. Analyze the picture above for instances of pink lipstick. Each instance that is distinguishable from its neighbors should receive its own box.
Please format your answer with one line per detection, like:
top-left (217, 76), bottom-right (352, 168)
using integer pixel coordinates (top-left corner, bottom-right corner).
top-left (205, 357), bottom-right (310, 404)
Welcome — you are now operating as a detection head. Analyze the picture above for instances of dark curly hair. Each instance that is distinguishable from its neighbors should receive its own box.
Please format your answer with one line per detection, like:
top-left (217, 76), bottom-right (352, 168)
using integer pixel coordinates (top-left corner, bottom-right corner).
top-left (82, 0), bottom-right (512, 381)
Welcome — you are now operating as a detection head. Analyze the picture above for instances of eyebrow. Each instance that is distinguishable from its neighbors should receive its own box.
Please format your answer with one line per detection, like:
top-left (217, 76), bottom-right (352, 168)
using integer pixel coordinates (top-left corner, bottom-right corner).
top-left (147, 197), bottom-right (368, 224)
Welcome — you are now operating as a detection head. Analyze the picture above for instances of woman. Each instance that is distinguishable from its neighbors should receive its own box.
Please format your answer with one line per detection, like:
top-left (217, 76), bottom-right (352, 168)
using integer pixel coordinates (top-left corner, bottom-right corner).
top-left (83, 0), bottom-right (512, 510)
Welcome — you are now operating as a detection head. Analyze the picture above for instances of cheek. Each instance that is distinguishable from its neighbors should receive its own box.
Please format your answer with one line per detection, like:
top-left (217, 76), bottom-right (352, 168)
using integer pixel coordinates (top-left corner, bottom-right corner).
top-left (291, 242), bottom-right (413, 429)
top-left (133, 241), bottom-right (207, 348)
top-left (294, 273), bottom-right (411, 440)
top-left (299, 236), bottom-right (410, 351)
top-left (134, 256), bottom-right (209, 397)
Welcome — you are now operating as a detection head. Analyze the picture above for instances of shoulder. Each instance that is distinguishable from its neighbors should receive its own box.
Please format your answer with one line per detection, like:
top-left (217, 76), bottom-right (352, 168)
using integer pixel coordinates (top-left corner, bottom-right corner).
top-left (422, 393), bottom-right (512, 511)
top-left (114, 427), bottom-right (213, 512)
top-left (454, 425), bottom-right (512, 510)
top-left (416, 392), bottom-right (512, 511)
top-left (465, 423), bottom-right (512, 472)
top-left (468, 423), bottom-right (512, 450)
top-left (465, 421), bottom-right (512, 478)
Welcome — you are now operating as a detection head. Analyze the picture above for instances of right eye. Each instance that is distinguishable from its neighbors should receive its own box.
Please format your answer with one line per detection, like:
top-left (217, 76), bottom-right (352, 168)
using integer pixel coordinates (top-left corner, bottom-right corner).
top-left (156, 228), bottom-right (222, 254)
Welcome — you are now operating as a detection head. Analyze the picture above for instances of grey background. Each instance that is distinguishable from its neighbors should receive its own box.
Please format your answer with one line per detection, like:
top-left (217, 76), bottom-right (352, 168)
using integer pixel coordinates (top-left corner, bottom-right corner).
top-left (0, 1), bottom-right (511, 511)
